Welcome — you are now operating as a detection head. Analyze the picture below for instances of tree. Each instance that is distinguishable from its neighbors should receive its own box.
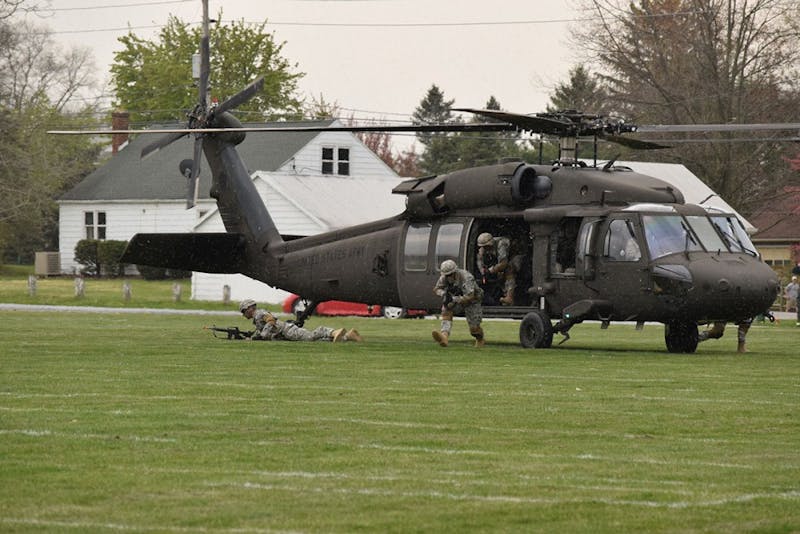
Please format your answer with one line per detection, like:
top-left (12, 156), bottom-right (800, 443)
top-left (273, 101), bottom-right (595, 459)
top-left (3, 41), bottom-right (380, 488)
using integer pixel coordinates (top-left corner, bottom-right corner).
top-left (547, 64), bottom-right (609, 114)
top-left (575, 0), bottom-right (800, 215)
top-left (453, 96), bottom-right (524, 169)
top-left (412, 84), bottom-right (462, 175)
top-left (0, 17), bottom-right (101, 262)
top-left (111, 13), bottom-right (304, 123)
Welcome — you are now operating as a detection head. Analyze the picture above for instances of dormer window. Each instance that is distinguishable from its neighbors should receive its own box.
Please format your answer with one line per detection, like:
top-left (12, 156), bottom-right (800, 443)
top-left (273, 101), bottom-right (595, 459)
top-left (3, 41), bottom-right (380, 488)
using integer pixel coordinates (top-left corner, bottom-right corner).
top-left (322, 147), bottom-right (350, 176)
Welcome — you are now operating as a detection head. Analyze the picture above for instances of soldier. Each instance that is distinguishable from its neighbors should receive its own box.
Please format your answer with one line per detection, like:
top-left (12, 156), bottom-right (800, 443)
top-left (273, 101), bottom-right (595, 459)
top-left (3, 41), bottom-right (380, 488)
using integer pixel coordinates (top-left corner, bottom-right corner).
top-left (432, 259), bottom-right (485, 347)
top-left (476, 232), bottom-right (518, 305)
top-left (239, 299), bottom-right (362, 342)
top-left (698, 319), bottom-right (751, 353)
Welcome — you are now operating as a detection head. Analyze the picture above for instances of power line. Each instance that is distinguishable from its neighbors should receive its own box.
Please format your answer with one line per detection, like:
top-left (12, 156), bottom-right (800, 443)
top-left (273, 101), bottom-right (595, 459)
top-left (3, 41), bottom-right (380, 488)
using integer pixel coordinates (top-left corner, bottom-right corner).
top-left (31, 0), bottom-right (192, 12)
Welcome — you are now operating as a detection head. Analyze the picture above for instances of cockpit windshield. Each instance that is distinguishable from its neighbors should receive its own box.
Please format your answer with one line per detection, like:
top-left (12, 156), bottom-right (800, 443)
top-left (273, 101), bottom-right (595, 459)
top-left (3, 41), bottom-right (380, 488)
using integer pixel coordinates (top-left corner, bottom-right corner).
top-left (642, 215), bottom-right (703, 259)
top-left (641, 213), bottom-right (755, 260)
top-left (709, 215), bottom-right (758, 256)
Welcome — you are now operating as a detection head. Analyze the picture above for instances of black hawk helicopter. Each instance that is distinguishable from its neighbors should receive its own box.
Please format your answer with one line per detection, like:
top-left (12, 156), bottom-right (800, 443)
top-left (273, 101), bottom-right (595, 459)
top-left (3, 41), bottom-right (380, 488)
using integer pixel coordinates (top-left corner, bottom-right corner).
top-left (51, 0), bottom-right (796, 352)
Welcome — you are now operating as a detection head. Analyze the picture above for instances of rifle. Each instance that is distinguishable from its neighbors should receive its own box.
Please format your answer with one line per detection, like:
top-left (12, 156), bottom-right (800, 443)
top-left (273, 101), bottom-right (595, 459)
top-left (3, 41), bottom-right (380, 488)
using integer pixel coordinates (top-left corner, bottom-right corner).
top-left (204, 325), bottom-right (254, 340)
top-left (441, 284), bottom-right (463, 309)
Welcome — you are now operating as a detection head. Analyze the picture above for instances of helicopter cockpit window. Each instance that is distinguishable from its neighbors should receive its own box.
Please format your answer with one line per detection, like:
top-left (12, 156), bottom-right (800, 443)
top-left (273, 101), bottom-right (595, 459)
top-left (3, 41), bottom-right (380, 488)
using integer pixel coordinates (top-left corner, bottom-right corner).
top-left (434, 223), bottom-right (463, 268)
top-left (685, 216), bottom-right (727, 253)
top-left (403, 223), bottom-right (431, 272)
top-left (710, 215), bottom-right (758, 256)
top-left (604, 219), bottom-right (641, 261)
top-left (642, 215), bottom-right (703, 259)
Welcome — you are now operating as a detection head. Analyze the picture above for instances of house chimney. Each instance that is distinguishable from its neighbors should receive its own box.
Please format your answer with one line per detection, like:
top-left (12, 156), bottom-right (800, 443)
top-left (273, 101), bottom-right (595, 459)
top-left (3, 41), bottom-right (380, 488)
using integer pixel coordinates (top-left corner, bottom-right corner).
top-left (111, 111), bottom-right (130, 155)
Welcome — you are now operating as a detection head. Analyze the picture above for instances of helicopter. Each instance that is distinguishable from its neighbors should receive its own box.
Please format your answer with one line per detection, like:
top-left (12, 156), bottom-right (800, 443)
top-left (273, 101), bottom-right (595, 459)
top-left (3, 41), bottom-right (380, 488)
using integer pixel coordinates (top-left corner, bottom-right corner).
top-left (49, 0), bottom-right (796, 353)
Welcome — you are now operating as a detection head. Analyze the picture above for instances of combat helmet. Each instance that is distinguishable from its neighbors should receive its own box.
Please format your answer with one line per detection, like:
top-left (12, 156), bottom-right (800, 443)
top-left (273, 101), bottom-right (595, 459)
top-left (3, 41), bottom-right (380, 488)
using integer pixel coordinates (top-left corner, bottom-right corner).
top-left (440, 259), bottom-right (457, 275)
top-left (239, 299), bottom-right (257, 313)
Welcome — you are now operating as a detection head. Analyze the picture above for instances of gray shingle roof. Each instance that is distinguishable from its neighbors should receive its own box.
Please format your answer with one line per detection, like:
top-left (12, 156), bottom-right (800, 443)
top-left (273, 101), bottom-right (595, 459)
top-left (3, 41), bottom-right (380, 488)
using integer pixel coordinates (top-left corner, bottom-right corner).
top-left (60, 120), bottom-right (335, 201)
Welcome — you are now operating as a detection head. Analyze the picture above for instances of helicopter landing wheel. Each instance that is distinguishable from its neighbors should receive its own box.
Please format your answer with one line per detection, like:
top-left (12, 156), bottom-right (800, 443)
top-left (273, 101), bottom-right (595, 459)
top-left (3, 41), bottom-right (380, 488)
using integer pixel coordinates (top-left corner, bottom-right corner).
top-left (519, 310), bottom-right (554, 349)
top-left (664, 321), bottom-right (699, 353)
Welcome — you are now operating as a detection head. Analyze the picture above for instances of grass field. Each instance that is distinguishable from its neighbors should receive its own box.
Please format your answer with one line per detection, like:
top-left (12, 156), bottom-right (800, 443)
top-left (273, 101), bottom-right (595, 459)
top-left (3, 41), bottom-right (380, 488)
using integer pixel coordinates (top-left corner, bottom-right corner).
top-left (1, 309), bottom-right (798, 532)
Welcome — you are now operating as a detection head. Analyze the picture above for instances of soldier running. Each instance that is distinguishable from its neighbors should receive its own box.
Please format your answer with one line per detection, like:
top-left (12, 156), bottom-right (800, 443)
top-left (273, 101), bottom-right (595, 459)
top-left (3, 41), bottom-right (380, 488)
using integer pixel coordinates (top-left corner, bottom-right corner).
top-left (432, 259), bottom-right (485, 347)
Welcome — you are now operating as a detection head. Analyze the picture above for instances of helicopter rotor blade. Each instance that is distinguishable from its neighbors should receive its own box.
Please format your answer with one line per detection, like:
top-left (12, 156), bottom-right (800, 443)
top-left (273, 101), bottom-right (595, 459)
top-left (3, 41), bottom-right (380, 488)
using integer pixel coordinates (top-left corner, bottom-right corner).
top-left (186, 136), bottom-right (203, 209)
top-left (603, 134), bottom-right (671, 150)
top-left (454, 108), bottom-right (574, 135)
top-left (636, 122), bottom-right (800, 134)
top-left (140, 131), bottom-right (188, 159)
top-left (213, 76), bottom-right (265, 116)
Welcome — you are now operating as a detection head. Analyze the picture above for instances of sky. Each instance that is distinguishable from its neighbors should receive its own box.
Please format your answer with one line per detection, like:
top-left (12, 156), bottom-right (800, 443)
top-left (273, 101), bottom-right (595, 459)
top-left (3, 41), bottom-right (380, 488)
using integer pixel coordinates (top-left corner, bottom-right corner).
top-left (27, 0), bottom-right (582, 148)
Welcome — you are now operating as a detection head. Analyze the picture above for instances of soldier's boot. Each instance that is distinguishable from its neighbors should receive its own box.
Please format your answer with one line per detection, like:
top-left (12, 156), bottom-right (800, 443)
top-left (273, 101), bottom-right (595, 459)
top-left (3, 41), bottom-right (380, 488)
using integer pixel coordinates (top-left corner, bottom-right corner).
top-left (432, 330), bottom-right (449, 347)
top-left (499, 292), bottom-right (514, 306)
top-left (346, 328), bottom-right (362, 342)
top-left (471, 326), bottom-right (485, 347)
top-left (737, 340), bottom-right (747, 353)
top-left (332, 328), bottom-right (346, 343)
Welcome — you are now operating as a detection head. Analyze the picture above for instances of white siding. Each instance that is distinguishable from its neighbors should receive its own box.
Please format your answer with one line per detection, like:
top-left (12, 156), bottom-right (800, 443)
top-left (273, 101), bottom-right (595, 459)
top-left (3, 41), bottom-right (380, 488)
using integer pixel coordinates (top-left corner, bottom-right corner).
top-left (277, 131), bottom-right (397, 178)
top-left (58, 199), bottom-right (215, 274)
top-left (191, 272), bottom-right (289, 304)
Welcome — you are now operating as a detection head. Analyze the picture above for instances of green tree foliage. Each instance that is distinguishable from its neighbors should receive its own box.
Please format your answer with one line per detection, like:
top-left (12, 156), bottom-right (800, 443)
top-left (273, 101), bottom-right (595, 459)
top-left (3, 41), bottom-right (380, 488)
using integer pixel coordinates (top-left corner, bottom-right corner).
top-left (111, 13), bottom-right (304, 123)
top-left (451, 96), bottom-right (526, 169)
top-left (412, 88), bottom-right (540, 174)
top-left (0, 18), bottom-right (101, 263)
top-left (576, 0), bottom-right (800, 215)
top-left (412, 84), bottom-right (462, 175)
top-left (547, 65), bottom-right (609, 114)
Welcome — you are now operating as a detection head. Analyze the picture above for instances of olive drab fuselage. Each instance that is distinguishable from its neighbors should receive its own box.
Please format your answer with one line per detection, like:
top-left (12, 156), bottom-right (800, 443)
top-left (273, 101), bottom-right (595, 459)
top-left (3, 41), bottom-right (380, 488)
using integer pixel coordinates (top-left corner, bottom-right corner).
top-left (122, 117), bottom-right (779, 351)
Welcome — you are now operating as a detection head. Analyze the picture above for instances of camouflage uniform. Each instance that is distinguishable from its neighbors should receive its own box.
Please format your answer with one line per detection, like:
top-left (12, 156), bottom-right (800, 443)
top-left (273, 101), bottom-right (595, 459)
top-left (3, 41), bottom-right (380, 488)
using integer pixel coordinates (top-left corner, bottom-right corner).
top-left (432, 264), bottom-right (485, 347)
top-left (698, 319), bottom-right (752, 353)
top-left (252, 309), bottom-right (337, 342)
top-left (476, 235), bottom-right (517, 304)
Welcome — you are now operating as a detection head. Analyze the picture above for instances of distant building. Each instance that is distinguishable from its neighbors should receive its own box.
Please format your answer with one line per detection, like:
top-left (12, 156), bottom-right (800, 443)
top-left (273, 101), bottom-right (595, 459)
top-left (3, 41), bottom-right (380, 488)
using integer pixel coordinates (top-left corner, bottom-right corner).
top-left (749, 186), bottom-right (800, 270)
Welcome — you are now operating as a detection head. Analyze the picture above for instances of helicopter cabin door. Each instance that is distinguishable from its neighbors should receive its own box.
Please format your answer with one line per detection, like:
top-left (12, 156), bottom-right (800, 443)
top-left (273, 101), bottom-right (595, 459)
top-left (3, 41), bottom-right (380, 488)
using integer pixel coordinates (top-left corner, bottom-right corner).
top-left (398, 220), bottom-right (469, 310)
top-left (592, 215), bottom-right (650, 316)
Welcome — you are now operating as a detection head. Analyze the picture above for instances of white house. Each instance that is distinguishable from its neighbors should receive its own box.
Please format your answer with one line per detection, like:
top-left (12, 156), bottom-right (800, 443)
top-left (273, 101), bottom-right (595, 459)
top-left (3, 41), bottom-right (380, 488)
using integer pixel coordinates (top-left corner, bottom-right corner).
top-left (58, 119), bottom-right (399, 279)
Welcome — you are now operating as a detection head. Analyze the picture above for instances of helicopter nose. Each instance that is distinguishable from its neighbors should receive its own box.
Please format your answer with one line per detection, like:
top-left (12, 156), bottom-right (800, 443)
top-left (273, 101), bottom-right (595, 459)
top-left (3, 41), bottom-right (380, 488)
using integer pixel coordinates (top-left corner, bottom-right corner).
top-left (687, 257), bottom-right (779, 319)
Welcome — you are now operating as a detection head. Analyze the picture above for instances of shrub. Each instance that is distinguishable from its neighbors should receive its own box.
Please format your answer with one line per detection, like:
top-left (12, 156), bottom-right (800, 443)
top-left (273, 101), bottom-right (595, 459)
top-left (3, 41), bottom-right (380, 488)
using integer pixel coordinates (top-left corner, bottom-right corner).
top-left (97, 240), bottom-right (129, 277)
top-left (74, 239), bottom-right (100, 276)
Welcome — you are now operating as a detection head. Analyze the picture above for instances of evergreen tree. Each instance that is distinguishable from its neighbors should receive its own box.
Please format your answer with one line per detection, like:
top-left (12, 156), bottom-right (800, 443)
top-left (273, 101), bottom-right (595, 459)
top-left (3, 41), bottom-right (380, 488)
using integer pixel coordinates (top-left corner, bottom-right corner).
top-left (411, 84), bottom-right (461, 175)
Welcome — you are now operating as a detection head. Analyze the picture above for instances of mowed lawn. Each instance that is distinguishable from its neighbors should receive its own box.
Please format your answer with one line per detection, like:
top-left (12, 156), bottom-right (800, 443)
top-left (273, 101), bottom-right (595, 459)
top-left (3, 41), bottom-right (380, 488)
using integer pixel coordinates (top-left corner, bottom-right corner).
top-left (1, 310), bottom-right (798, 532)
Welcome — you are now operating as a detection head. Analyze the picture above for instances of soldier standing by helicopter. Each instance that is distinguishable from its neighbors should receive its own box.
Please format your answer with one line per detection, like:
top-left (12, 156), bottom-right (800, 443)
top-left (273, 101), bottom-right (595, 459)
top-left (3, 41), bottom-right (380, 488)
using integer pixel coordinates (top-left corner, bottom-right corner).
top-left (432, 260), bottom-right (485, 347)
top-left (476, 232), bottom-right (517, 305)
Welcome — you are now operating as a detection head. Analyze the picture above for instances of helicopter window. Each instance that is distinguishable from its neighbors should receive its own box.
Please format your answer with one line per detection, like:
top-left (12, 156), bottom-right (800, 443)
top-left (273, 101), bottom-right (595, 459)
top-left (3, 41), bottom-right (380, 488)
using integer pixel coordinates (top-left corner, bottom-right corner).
top-left (642, 215), bottom-right (702, 259)
top-left (604, 219), bottom-right (641, 261)
top-left (552, 218), bottom-right (581, 274)
top-left (685, 216), bottom-right (727, 253)
top-left (403, 223), bottom-right (432, 272)
top-left (434, 223), bottom-right (463, 268)
top-left (709, 215), bottom-right (758, 256)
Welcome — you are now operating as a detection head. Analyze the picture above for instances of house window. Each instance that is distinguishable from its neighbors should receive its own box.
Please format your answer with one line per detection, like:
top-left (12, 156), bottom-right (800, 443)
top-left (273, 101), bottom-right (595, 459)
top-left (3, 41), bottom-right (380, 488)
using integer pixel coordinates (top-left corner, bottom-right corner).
top-left (322, 146), bottom-right (350, 176)
top-left (84, 211), bottom-right (106, 240)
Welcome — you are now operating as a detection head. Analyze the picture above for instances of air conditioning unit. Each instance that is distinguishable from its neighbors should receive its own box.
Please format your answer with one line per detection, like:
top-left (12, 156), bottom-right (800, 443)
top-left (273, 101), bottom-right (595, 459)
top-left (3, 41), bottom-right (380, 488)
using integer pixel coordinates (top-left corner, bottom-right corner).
top-left (34, 252), bottom-right (61, 276)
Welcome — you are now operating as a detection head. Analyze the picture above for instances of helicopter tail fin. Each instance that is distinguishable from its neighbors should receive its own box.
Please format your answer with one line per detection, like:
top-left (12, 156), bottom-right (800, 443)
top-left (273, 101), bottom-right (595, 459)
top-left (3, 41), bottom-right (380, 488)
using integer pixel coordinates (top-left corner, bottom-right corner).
top-left (121, 233), bottom-right (247, 273)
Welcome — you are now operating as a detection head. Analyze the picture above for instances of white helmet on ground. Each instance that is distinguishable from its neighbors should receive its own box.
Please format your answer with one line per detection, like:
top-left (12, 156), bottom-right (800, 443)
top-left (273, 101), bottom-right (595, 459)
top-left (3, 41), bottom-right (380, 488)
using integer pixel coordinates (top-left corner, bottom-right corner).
top-left (477, 232), bottom-right (494, 247)
top-left (239, 299), bottom-right (257, 313)
top-left (440, 259), bottom-right (458, 275)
